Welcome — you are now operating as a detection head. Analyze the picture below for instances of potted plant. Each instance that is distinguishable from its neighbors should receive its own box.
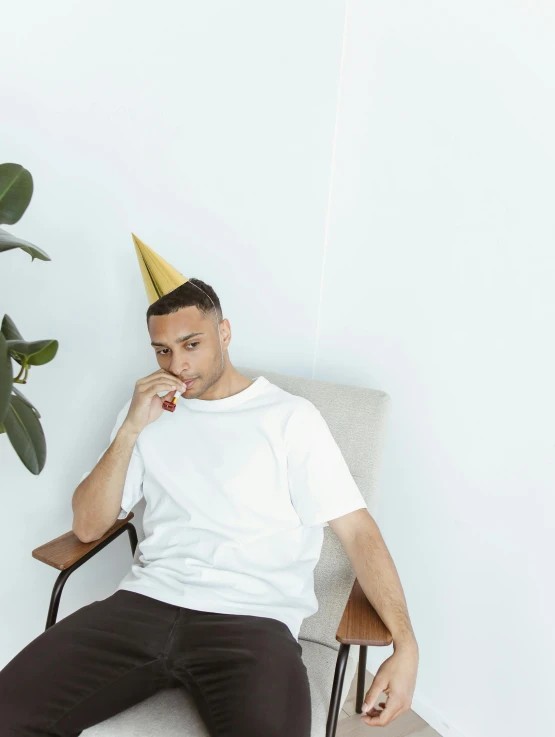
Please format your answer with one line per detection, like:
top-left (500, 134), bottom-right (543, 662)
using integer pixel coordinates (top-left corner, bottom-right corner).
top-left (0, 163), bottom-right (58, 474)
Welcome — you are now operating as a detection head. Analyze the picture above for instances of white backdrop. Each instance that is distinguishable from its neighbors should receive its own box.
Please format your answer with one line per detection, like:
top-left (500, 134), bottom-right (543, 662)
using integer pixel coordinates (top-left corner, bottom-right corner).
top-left (2, 3), bottom-right (554, 737)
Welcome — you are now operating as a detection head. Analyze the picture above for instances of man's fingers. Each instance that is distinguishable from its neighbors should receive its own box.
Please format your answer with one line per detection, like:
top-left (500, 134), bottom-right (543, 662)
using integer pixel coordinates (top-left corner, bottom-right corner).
top-left (362, 682), bottom-right (386, 713)
top-left (366, 702), bottom-right (386, 716)
top-left (362, 697), bottom-right (401, 726)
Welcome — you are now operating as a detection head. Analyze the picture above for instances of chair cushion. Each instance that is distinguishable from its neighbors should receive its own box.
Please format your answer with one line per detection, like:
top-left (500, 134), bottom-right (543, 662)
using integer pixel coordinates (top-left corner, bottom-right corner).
top-left (82, 639), bottom-right (358, 737)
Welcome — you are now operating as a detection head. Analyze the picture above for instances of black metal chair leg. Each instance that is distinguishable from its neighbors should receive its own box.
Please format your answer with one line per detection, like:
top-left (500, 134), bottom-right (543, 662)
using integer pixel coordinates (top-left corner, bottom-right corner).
top-left (126, 521), bottom-right (138, 556)
top-left (45, 567), bottom-right (73, 631)
top-left (326, 643), bottom-right (350, 737)
top-left (44, 522), bottom-right (137, 631)
top-left (355, 645), bottom-right (368, 713)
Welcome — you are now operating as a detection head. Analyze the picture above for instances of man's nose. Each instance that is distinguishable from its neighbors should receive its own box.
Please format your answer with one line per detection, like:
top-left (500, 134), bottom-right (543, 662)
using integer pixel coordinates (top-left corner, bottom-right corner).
top-left (169, 358), bottom-right (189, 378)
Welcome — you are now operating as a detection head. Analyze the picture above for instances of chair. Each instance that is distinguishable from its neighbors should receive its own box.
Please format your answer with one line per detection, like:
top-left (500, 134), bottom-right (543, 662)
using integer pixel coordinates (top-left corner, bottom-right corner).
top-left (31, 366), bottom-right (393, 737)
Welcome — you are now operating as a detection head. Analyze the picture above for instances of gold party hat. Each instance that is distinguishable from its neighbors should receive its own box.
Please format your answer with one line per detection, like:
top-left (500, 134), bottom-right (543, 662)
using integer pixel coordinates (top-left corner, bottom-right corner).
top-left (132, 233), bottom-right (189, 305)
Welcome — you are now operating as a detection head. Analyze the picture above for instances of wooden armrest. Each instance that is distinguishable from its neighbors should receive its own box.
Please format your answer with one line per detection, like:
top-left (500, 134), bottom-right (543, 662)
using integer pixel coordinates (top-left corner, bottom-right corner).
top-left (32, 513), bottom-right (135, 571)
top-left (336, 577), bottom-right (393, 646)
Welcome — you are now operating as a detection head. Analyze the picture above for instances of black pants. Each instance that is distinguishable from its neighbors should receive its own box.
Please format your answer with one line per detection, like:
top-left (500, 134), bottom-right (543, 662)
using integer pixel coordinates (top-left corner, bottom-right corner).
top-left (0, 589), bottom-right (311, 737)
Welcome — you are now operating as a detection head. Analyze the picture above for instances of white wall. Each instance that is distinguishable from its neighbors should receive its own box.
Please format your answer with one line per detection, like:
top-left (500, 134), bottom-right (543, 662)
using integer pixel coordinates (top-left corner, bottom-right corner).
top-left (323, 3), bottom-right (554, 737)
top-left (1, 2), bottom-right (553, 737)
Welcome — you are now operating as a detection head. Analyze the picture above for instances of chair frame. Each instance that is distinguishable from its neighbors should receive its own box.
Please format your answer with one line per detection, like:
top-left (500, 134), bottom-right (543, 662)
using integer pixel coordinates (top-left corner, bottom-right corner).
top-left (32, 514), bottom-right (392, 737)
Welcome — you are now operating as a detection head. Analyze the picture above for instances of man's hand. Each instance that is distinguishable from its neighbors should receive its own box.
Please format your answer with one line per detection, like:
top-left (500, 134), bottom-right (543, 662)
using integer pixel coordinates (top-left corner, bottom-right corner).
top-left (360, 643), bottom-right (419, 727)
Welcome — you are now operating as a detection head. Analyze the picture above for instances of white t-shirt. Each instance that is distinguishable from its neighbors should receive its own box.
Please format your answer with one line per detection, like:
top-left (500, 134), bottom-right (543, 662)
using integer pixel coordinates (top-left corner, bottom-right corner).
top-left (79, 375), bottom-right (367, 641)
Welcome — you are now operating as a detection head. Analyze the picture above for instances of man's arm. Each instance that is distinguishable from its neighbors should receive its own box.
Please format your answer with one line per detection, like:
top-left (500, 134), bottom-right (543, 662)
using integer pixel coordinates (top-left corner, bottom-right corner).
top-left (328, 508), bottom-right (417, 648)
top-left (71, 424), bottom-right (140, 543)
top-left (328, 508), bottom-right (419, 725)
top-left (72, 369), bottom-right (181, 542)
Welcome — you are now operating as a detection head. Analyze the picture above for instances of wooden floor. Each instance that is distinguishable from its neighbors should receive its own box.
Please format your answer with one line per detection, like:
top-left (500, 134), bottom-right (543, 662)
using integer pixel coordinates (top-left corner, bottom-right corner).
top-left (337, 669), bottom-right (441, 737)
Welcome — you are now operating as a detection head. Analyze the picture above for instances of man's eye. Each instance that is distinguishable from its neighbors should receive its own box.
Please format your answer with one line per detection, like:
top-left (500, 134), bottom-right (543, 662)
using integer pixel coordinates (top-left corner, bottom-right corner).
top-left (156, 342), bottom-right (199, 355)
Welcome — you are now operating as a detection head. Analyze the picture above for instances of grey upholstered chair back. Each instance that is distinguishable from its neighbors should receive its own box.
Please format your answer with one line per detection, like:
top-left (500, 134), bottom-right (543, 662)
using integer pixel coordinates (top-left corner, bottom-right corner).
top-left (131, 367), bottom-right (392, 653)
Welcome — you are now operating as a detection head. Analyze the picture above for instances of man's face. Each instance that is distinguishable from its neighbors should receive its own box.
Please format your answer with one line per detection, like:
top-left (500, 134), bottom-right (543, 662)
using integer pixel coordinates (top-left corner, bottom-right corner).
top-left (148, 306), bottom-right (226, 398)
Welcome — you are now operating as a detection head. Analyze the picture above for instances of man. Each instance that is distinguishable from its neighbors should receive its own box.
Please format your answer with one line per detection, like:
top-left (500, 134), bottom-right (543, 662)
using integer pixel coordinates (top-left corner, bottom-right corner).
top-left (0, 266), bottom-right (418, 735)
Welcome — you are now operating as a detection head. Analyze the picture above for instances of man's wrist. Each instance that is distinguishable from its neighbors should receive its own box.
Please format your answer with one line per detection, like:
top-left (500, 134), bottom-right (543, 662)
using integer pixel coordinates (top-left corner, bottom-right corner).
top-left (392, 631), bottom-right (419, 653)
top-left (118, 423), bottom-right (140, 442)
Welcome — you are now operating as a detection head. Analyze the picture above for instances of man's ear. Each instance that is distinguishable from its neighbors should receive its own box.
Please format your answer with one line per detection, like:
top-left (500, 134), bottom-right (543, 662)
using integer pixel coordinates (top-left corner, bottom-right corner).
top-left (220, 318), bottom-right (231, 348)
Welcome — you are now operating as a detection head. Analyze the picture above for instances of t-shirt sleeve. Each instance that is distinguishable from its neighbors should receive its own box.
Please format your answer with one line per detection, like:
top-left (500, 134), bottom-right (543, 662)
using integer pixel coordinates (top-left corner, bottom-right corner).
top-left (285, 400), bottom-right (367, 528)
top-left (77, 399), bottom-right (145, 520)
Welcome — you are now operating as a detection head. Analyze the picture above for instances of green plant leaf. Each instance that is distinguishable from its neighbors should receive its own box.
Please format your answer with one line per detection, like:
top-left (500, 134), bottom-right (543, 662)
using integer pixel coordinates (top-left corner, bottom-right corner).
top-left (0, 332), bottom-right (13, 425)
top-left (7, 338), bottom-right (58, 366)
top-left (0, 163), bottom-right (34, 225)
top-left (0, 227), bottom-right (51, 262)
top-left (1, 314), bottom-right (24, 341)
top-left (12, 385), bottom-right (41, 419)
top-left (3, 394), bottom-right (46, 474)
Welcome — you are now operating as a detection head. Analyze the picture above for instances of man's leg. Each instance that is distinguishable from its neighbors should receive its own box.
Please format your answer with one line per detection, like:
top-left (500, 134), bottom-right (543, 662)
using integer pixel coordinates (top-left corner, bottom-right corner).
top-left (168, 608), bottom-right (312, 737)
top-left (0, 590), bottom-right (182, 737)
